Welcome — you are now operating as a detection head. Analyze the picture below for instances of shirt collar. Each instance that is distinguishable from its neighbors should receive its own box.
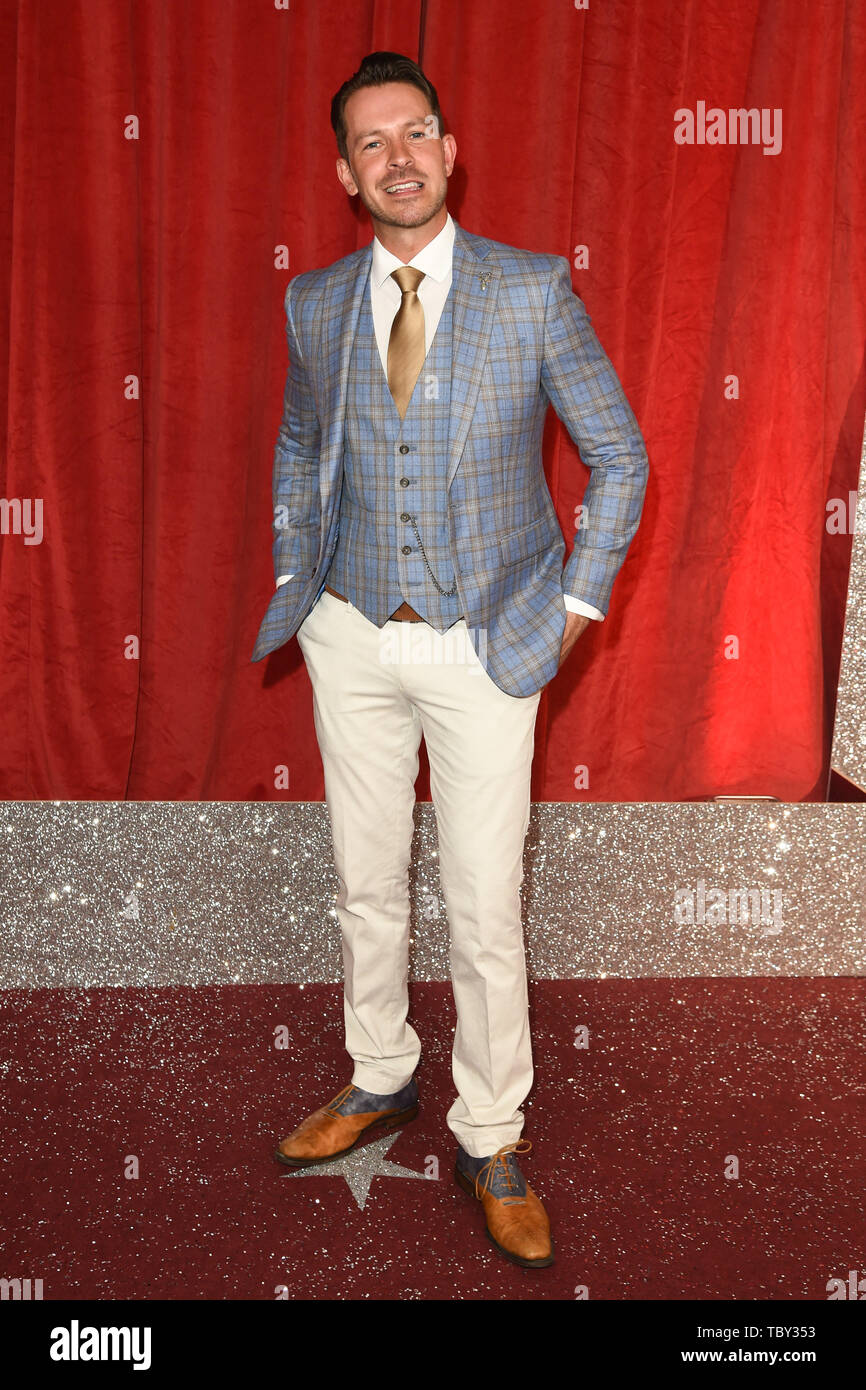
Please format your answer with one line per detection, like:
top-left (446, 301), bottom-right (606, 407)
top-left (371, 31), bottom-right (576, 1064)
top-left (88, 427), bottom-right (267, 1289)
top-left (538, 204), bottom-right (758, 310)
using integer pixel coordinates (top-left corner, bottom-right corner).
top-left (371, 210), bottom-right (455, 288)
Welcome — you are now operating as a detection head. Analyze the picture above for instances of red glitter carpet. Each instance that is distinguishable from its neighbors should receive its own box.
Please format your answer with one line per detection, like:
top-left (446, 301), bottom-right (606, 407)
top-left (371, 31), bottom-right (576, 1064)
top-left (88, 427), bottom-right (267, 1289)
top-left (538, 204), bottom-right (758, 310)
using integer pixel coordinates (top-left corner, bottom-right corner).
top-left (1, 980), bottom-right (862, 1300)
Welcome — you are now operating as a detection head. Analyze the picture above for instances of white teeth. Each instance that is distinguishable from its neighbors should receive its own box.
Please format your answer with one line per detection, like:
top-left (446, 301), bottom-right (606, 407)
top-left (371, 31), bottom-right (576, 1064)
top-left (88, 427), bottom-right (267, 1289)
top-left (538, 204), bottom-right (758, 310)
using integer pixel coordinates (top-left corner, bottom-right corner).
top-left (386, 181), bottom-right (422, 192)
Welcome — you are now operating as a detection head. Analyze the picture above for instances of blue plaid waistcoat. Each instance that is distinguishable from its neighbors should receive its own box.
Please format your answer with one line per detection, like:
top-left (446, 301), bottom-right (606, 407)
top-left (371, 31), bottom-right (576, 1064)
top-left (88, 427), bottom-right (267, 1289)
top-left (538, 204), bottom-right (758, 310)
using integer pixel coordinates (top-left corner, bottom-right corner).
top-left (326, 281), bottom-right (462, 630)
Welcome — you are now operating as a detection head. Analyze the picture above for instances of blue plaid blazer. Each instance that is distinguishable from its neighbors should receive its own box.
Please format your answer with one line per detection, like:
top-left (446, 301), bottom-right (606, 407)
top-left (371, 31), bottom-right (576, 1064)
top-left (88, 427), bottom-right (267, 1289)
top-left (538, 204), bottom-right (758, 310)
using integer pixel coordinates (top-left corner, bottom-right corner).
top-left (250, 219), bottom-right (648, 696)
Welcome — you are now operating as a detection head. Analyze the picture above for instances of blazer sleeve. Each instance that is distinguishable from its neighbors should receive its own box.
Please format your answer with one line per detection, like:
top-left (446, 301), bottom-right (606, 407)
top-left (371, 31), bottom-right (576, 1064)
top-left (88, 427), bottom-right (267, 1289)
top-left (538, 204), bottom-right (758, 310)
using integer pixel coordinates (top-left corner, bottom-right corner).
top-left (271, 279), bottom-right (322, 584)
top-left (540, 256), bottom-right (649, 616)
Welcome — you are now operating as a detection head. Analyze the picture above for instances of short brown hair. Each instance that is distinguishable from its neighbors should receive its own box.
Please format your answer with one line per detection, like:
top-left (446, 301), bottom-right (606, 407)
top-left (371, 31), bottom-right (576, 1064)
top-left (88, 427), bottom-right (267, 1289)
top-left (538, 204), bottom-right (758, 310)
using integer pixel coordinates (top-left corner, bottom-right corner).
top-left (330, 51), bottom-right (446, 164)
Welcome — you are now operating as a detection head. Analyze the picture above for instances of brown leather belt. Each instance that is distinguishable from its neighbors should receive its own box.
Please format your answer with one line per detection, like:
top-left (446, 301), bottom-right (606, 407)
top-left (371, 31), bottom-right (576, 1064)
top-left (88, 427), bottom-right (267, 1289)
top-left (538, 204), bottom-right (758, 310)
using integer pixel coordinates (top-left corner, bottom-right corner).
top-left (324, 583), bottom-right (424, 621)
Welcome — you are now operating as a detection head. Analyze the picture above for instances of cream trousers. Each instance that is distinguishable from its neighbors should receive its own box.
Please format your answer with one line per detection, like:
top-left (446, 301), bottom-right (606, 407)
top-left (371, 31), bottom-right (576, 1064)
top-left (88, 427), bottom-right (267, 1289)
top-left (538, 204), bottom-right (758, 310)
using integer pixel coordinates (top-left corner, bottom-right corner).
top-left (295, 589), bottom-right (541, 1158)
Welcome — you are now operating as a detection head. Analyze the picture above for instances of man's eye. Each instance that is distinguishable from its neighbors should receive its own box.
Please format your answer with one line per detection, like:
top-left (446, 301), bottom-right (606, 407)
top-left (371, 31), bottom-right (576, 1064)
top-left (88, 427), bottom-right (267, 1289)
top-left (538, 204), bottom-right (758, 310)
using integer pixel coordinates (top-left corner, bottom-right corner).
top-left (364, 140), bottom-right (380, 150)
top-left (409, 130), bottom-right (424, 139)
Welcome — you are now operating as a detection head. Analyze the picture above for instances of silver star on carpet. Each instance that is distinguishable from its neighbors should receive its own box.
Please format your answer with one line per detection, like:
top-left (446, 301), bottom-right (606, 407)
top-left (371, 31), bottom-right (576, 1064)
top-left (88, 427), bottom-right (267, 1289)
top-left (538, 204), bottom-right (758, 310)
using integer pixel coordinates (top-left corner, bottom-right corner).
top-left (281, 1132), bottom-right (432, 1210)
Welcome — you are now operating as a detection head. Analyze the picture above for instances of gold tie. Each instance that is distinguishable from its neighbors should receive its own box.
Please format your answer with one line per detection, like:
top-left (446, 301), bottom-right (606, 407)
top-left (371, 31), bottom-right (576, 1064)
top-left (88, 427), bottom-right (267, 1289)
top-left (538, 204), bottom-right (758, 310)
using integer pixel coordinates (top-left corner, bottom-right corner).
top-left (387, 266), bottom-right (426, 419)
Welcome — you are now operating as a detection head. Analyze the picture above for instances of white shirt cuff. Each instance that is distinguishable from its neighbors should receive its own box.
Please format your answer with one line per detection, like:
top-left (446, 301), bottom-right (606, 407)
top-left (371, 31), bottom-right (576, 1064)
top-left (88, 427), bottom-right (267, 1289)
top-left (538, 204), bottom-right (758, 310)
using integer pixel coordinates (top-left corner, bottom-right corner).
top-left (563, 594), bottom-right (604, 621)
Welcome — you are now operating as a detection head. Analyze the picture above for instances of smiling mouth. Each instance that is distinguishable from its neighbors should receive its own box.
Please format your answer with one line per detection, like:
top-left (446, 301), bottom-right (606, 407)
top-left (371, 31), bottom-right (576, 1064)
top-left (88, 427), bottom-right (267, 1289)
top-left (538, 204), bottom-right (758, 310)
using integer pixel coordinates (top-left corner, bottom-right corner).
top-left (384, 180), bottom-right (424, 194)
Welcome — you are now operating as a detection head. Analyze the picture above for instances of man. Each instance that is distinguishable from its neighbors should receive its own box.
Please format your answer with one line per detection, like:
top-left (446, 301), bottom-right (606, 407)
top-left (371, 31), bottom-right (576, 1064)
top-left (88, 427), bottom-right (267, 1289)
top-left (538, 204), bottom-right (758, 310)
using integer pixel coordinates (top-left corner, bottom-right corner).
top-left (251, 52), bottom-right (648, 1270)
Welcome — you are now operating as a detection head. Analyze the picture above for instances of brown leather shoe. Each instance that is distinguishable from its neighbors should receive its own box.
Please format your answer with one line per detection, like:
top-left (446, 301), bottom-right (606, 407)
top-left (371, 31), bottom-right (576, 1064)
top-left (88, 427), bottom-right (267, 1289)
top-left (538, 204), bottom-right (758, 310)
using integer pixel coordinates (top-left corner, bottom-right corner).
top-left (455, 1139), bottom-right (554, 1268)
top-left (274, 1079), bottom-right (419, 1169)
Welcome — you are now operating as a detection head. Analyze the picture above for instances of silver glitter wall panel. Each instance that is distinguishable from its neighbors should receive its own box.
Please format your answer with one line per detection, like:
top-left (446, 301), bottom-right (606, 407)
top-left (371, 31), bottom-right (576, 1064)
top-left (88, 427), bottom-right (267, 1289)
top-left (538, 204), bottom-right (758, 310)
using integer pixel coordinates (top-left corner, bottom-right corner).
top-left (830, 409), bottom-right (866, 792)
top-left (1, 802), bottom-right (863, 985)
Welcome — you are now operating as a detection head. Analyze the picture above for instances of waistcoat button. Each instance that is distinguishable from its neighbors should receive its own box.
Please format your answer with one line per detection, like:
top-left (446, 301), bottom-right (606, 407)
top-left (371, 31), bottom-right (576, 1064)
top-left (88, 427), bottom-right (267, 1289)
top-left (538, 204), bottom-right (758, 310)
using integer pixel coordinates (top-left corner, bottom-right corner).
top-left (401, 545), bottom-right (412, 555)
top-left (399, 444), bottom-right (410, 454)
top-left (399, 477), bottom-right (410, 487)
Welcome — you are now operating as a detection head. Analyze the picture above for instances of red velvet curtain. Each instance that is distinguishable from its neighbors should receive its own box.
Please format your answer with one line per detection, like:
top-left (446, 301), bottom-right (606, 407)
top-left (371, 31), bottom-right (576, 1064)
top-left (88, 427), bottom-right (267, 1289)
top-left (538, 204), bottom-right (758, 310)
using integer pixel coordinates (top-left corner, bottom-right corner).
top-left (1, 0), bottom-right (864, 801)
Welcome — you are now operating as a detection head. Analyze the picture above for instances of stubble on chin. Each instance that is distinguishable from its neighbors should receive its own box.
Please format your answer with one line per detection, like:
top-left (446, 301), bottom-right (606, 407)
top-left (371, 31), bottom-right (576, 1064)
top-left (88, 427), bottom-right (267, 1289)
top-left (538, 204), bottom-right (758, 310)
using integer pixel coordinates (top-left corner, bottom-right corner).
top-left (359, 182), bottom-right (448, 230)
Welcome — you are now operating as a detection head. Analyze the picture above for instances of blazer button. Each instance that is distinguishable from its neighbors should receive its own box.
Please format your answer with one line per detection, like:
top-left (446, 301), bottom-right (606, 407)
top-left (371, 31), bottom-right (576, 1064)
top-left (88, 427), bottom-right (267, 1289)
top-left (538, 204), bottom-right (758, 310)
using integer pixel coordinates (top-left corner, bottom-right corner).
top-left (399, 477), bottom-right (410, 487)
top-left (401, 545), bottom-right (412, 555)
top-left (400, 512), bottom-right (410, 522)
top-left (399, 444), bottom-right (410, 454)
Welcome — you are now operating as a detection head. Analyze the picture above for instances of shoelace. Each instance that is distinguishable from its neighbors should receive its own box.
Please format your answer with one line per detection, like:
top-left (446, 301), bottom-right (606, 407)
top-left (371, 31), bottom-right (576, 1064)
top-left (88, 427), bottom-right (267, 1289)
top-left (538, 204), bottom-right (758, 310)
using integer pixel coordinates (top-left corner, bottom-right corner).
top-left (324, 1084), bottom-right (355, 1117)
top-left (474, 1138), bottom-right (533, 1203)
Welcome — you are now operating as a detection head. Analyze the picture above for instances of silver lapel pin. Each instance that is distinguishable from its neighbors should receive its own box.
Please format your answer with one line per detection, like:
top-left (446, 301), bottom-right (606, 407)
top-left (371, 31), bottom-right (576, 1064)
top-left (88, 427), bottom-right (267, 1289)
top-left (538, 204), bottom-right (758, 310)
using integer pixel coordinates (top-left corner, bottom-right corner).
top-left (479, 270), bottom-right (492, 291)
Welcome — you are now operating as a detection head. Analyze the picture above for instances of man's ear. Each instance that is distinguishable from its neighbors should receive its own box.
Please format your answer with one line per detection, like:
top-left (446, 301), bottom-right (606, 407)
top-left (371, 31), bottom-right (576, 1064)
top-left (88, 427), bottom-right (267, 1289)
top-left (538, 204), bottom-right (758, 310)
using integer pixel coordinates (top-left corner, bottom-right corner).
top-left (441, 132), bottom-right (457, 178)
top-left (336, 157), bottom-right (358, 197)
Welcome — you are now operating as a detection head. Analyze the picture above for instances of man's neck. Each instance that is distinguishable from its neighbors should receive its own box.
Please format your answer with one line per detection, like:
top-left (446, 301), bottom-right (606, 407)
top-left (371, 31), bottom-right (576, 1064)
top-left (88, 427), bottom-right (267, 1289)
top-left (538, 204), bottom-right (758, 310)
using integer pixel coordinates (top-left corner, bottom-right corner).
top-left (372, 205), bottom-right (449, 262)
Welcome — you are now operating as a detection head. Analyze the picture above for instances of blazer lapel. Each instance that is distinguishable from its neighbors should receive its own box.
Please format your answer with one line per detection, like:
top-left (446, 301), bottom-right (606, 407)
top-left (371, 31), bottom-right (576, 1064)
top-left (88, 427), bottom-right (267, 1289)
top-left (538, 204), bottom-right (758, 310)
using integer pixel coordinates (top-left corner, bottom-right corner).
top-left (317, 244), bottom-right (373, 542)
top-left (447, 221), bottom-right (500, 489)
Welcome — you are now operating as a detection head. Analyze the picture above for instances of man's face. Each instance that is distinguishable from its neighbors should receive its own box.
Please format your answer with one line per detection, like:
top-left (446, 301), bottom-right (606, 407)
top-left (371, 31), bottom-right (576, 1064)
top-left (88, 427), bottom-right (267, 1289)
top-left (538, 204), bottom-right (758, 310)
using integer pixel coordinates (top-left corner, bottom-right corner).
top-left (336, 81), bottom-right (456, 229)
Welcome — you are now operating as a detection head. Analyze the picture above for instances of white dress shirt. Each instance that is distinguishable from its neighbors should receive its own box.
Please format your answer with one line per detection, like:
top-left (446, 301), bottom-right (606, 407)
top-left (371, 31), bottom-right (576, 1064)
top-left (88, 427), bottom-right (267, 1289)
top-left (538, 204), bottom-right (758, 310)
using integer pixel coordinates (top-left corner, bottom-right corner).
top-left (276, 210), bottom-right (603, 621)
